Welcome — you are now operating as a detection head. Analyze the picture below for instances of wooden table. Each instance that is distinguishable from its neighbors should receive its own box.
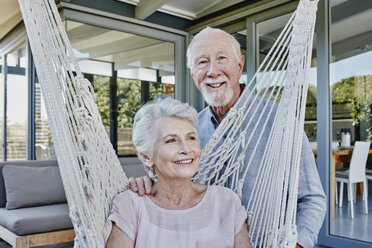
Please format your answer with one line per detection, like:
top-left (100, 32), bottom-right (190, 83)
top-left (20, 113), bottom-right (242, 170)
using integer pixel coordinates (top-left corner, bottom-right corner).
top-left (330, 148), bottom-right (372, 218)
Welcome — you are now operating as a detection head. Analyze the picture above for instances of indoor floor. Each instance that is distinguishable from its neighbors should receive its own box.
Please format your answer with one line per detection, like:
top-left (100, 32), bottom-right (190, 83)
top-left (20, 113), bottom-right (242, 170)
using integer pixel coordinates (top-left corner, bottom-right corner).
top-left (331, 191), bottom-right (372, 244)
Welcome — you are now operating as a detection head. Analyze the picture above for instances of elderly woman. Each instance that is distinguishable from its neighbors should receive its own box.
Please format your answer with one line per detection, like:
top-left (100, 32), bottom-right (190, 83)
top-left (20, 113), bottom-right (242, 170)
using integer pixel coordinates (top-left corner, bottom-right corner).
top-left (104, 98), bottom-right (251, 248)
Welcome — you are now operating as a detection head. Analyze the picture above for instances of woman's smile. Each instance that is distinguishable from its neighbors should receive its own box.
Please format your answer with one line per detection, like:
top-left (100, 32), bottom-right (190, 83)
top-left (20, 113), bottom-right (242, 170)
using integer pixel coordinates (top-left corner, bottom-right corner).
top-left (174, 158), bottom-right (194, 166)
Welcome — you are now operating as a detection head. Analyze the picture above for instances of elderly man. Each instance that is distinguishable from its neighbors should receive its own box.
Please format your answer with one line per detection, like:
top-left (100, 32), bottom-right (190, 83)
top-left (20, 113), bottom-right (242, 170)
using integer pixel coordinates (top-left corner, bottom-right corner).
top-left (130, 27), bottom-right (326, 248)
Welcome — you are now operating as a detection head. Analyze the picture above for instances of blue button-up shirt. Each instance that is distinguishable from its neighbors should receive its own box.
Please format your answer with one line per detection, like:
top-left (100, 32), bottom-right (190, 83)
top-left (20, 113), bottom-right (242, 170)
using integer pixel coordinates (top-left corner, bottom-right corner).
top-left (197, 98), bottom-right (326, 248)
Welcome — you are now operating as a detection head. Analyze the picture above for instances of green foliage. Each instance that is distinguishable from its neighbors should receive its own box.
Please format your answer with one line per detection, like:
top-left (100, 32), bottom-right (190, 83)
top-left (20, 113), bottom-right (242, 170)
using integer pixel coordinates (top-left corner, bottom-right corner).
top-left (305, 84), bottom-right (317, 121)
top-left (150, 82), bottom-right (165, 100)
top-left (93, 75), bottom-right (110, 126)
top-left (117, 78), bottom-right (141, 128)
top-left (331, 75), bottom-right (372, 130)
top-left (93, 75), bottom-right (172, 129)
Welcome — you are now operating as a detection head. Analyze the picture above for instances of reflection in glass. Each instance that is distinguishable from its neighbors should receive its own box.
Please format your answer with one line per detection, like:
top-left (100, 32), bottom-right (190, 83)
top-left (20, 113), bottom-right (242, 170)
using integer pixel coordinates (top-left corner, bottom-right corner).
top-left (0, 56), bottom-right (3, 160)
top-left (35, 79), bottom-right (56, 160)
top-left (230, 29), bottom-right (248, 84)
top-left (116, 79), bottom-right (175, 156)
top-left (66, 20), bottom-right (175, 156)
top-left (93, 75), bottom-right (110, 135)
top-left (330, 0), bottom-right (372, 242)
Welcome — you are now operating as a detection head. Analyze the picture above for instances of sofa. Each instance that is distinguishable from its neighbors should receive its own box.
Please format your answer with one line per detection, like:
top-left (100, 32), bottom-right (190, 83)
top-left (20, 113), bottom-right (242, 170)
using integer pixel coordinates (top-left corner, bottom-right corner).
top-left (0, 158), bottom-right (146, 248)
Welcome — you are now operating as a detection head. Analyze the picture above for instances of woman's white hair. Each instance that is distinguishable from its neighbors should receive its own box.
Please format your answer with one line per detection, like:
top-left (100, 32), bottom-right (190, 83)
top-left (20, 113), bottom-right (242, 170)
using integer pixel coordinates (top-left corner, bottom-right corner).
top-left (132, 98), bottom-right (198, 179)
top-left (186, 26), bottom-right (242, 68)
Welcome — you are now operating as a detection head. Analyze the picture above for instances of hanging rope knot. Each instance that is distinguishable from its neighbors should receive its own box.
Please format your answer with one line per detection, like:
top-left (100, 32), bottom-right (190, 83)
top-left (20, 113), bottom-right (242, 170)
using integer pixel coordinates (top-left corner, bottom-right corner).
top-left (85, 229), bottom-right (96, 241)
top-left (78, 134), bottom-right (88, 151)
top-left (237, 108), bottom-right (244, 120)
top-left (69, 206), bottom-right (80, 224)
top-left (82, 179), bottom-right (93, 199)
top-left (222, 138), bottom-right (233, 151)
top-left (74, 228), bottom-right (87, 243)
top-left (247, 211), bottom-right (254, 229)
top-left (238, 155), bottom-right (245, 170)
top-left (75, 107), bottom-right (93, 124)
top-left (211, 134), bottom-right (218, 143)
top-left (82, 161), bottom-right (91, 169)
top-left (75, 107), bottom-right (95, 135)
top-left (228, 107), bottom-right (237, 117)
top-left (228, 107), bottom-right (244, 126)
top-left (75, 76), bottom-right (93, 92)
top-left (276, 225), bottom-right (297, 248)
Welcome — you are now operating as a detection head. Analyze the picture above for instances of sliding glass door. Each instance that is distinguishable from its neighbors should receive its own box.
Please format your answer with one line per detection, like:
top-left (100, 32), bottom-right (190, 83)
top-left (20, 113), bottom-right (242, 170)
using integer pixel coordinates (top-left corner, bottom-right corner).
top-left (330, 0), bottom-right (372, 243)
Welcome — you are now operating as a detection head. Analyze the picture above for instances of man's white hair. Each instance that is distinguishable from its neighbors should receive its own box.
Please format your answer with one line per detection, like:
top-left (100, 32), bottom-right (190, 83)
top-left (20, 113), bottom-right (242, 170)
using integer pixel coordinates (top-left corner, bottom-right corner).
top-left (186, 26), bottom-right (242, 68)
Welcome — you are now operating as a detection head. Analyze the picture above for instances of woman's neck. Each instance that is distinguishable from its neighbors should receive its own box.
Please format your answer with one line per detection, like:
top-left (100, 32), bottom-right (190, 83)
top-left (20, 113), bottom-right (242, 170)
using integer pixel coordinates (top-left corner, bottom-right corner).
top-left (150, 179), bottom-right (206, 210)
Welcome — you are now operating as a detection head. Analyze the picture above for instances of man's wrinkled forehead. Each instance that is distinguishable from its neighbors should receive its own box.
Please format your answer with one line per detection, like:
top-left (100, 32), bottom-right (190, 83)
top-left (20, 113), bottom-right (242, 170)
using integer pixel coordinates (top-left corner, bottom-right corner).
top-left (190, 33), bottom-right (232, 58)
top-left (191, 32), bottom-right (228, 48)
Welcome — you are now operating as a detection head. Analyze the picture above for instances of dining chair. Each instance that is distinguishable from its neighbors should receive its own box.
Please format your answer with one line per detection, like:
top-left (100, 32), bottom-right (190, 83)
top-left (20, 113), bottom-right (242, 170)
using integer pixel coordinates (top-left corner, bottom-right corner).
top-left (335, 141), bottom-right (370, 218)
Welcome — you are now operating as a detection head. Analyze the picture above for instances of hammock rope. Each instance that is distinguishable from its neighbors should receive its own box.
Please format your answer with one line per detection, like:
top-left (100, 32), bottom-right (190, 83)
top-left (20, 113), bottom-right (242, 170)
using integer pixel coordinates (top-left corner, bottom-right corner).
top-left (18, 0), bottom-right (318, 247)
top-left (18, 1), bottom-right (128, 247)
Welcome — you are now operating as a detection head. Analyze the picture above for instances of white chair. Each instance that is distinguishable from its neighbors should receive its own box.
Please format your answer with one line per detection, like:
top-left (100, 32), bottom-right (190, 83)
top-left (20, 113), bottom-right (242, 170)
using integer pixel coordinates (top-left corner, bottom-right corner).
top-left (335, 141), bottom-right (370, 218)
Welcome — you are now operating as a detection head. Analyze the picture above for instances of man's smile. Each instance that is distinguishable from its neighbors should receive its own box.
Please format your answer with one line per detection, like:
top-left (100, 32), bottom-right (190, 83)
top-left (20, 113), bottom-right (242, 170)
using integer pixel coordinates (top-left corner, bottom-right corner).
top-left (207, 82), bottom-right (226, 88)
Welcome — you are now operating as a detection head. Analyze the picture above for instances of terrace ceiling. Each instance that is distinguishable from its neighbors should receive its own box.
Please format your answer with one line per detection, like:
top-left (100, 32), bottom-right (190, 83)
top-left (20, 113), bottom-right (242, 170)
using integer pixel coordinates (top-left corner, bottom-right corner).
top-left (1, 0), bottom-right (372, 69)
top-left (117, 0), bottom-right (248, 20)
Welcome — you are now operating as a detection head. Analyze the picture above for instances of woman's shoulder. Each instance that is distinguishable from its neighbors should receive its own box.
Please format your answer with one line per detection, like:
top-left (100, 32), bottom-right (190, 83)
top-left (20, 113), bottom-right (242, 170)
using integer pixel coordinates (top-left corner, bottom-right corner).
top-left (209, 184), bottom-right (236, 194)
top-left (115, 189), bottom-right (136, 198)
top-left (208, 185), bottom-right (242, 202)
top-left (113, 189), bottom-right (143, 207)
top-left (207, 185), bottom-right (246, 222)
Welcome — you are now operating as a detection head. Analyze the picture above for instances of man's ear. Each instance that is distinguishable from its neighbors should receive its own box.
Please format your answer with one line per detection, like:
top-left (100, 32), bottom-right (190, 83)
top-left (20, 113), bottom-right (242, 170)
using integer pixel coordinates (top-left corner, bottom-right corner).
top-left (139, 152), bottom-right (153, 167)
top-left (187, 67), bottom-right (193, 76)
top-left (238, 55), bottom-right (245, 73)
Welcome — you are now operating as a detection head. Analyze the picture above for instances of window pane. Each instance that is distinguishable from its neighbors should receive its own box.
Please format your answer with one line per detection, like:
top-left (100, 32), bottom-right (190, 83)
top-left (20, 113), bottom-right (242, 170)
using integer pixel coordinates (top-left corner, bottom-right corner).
top-left (6, 74), bottom-right (27, 160)
top-left (93, 75), bottom-right (110, 135)
top-left (117, 78), bottom-right (140, 156)
top-left (0, 57), bottom-right (3, 160)
top-left (6, 46), bottom-right (26, 68)
top-left (35, 78), bottom-right (56, 160)
top-left (67, 20), bottom-right (175, 156)
top-left (330, 0), bottom-right (372, 242)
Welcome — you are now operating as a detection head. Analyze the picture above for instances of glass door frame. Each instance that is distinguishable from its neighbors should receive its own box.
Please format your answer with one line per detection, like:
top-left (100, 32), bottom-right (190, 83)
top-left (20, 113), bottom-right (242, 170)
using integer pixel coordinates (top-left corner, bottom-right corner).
top-left (317, 0), bottom-right (371, 247)
top-left (61, 3), bottom-right (188, 103)
top-left (187, 0), bottom-right (371, 247)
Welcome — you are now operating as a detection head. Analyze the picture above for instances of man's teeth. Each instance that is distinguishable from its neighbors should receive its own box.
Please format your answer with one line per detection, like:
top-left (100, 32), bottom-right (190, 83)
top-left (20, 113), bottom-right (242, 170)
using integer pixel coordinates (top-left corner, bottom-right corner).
top-left (175, 159), bottom-right (193, 164)
top-left (208, 82), bottom-right (224, 88)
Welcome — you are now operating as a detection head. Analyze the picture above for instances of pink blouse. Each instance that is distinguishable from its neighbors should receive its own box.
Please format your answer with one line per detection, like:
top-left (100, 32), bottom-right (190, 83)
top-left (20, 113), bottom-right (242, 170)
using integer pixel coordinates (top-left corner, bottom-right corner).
top-left (103, 185), bottom-right (247, 248)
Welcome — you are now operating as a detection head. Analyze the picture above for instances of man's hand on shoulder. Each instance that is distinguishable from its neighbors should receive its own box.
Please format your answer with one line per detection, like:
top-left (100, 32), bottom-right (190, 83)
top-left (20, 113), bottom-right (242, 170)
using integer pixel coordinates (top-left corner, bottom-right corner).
top-left (128, 176), bottom-right (153, 196)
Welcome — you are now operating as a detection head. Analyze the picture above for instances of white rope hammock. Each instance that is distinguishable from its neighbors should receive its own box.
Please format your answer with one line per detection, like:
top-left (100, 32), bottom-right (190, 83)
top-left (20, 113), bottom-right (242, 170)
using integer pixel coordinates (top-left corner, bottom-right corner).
top-left (18, 0), bottom-right (318, 247)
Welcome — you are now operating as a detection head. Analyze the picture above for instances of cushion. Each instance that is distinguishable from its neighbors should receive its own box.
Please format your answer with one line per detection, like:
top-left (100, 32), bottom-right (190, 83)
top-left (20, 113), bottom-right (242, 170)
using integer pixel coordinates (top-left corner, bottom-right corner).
top-left (0, 165), bottom-right (7, 207)
top-left (3, 165), bottom-right (66, 210)
top-left (0, 203), bottom-right (73, 235)
top-left (0, 161), bottom-right (59, 208)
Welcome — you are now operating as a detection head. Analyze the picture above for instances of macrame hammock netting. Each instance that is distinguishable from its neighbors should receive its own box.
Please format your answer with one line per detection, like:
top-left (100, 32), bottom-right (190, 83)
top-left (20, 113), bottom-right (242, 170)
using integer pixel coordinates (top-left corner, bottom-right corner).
top-left (18, 0), bottom-right (318, 247)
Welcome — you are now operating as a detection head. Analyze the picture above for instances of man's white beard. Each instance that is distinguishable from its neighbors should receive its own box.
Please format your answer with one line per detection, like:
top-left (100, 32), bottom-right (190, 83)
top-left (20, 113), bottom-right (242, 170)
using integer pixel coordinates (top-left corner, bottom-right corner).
top-left (200, 76), bottom-right (234, 107)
